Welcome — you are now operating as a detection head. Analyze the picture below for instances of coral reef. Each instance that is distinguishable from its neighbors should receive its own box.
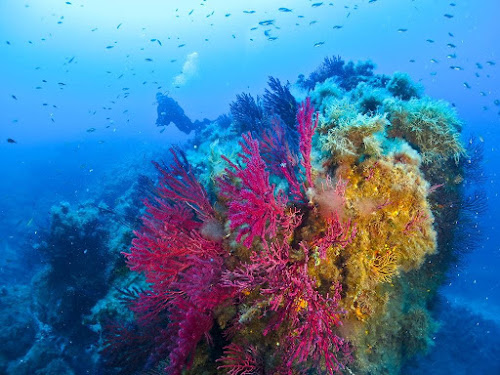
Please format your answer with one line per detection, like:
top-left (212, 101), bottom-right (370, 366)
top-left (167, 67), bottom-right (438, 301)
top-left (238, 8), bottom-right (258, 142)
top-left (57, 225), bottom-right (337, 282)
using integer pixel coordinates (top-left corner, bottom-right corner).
top-left (2, 56), bottom-right (482, 375)
top-left (109, 54), bottom-right (477, 374)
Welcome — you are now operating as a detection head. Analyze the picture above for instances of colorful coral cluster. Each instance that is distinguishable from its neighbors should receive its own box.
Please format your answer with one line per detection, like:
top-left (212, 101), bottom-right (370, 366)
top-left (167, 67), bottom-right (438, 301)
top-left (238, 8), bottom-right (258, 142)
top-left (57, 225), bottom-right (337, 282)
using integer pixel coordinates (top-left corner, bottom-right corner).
top-left (108, 58), bottom-right (470, 375)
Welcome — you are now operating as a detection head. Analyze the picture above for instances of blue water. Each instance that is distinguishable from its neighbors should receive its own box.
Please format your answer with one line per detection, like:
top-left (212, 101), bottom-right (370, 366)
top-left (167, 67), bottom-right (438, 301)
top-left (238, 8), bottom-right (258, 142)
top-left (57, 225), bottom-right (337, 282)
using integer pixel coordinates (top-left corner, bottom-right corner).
top-left (0, 0), bottom-right (499, 374)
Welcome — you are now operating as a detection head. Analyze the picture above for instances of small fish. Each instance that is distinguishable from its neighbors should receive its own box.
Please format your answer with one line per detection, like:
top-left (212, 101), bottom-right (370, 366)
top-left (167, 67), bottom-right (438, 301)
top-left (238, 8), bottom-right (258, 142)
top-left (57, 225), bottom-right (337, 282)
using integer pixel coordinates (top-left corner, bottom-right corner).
top-left (268, 37), bottom-right (278, 41)
top-left (397, 28), bottom-right (408, 32)
top-left (6, 40), bottom-right (11, 45)
top-left (475, 72), bottom-right (480, 78)
top-left (170, 59), bottom-right (177, 63)
top-left (332, 25), bottom-right (343, 29)
top-left (479, 92), bottom-right (487, 96)
top-left (11, 95), bottom-right (17, 100)
top-left (463, 82), bottom-right (471, 89)
top-left (116, 23), bottom-right (122, 29)
top-left (476, 62), bottom-right (483, 69)
top-left (87, 127), bottom-right (96, 133)
top-left (369, 0), bottom-right (377, 3)
top-left (447, 43), bottom-right (456, 48)
top-left (313, 41), bottom-right (325, 47)
top-left (430, 72), bottom-right (437, 76)
top-left (278, 7), bottom-right (292, 12)
top-left (178, 44), bottom-right (185, 48)
top-left (409, 59), bottom-right (416, 63)
top-left (444, 14), bottom-right (454, 18)
top-left (65, 1), bottom-right (71, 4)
top-left (188, 9), bottom-right (194, 15)
top-left (145, 58), bottom-right (153, 62)
top-left (243, 10), bottom-right (256, 14)
top-left (250, 27), bottom-right (258, 31)
top-left (160, 127), bottom-right (166, 133)
top-left (448, 32), bottom-right (454, 37)
top-left (450, 2), bottom-right (456, 6)
top-left (157, 39), bottom-right (162, 46)
top-left (430, 58), bottom-right (438, 63)
top-left (494, 99), bottom-right (500, 106)
top-left (312, 2), bottom-right (323, 7)
top-left (264, 29), bottom-right (272, 37)
top-left (483, 106), bottom-right (488, 111)
top-left (106, 45), bottom-right (114, 49)
top-left (58, 82), bottom-right (66, 86)
top-left (91, 28), bottom-right (98, 32)
top-left (450, 65), bottom-right (463, 70)
top-left (426, 39), bottom-right (435, 43)
top-left (309, 20), bottom-right (317, 25)
top-left (259, 20), bottom-right (274, 26)
top-left (7, 138), bottom-right (17, 143)
top-left (486, 60), bottom-right (496, 66)
top-left (68, 56), bottom-right (75, 63)
top-left (447, 53), bottom-right (457, 59)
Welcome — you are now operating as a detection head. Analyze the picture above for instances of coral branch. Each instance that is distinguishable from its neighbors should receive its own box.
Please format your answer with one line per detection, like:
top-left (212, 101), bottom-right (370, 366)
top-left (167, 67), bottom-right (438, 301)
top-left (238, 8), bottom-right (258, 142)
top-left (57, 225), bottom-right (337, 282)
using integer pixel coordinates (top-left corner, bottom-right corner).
top-left (297, 98), bottom-right (319, 189)
top-left (219, 132), bottom-right (287, 248)
top-left (154, 147), bottom-right (215, 221)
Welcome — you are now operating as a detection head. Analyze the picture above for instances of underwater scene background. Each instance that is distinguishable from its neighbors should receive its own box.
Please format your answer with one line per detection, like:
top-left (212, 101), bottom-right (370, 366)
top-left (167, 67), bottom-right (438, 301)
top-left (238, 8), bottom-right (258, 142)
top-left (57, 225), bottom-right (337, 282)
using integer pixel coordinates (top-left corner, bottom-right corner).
top-left (1, 0), bottom-right (499, 374)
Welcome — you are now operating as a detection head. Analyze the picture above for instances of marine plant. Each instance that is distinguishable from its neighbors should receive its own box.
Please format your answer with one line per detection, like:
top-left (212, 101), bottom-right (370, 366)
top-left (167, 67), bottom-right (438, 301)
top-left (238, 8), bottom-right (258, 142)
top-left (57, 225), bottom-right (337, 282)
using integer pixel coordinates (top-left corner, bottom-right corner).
top-left (104, 57), bottom-right (476, 375)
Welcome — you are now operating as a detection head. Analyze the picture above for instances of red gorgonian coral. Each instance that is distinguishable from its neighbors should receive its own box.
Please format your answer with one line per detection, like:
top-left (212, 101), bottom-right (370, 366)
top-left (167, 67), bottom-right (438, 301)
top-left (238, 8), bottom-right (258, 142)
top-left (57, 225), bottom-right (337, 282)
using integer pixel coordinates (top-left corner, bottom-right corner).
top-left (109, 99), bottom-right (352, 375)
